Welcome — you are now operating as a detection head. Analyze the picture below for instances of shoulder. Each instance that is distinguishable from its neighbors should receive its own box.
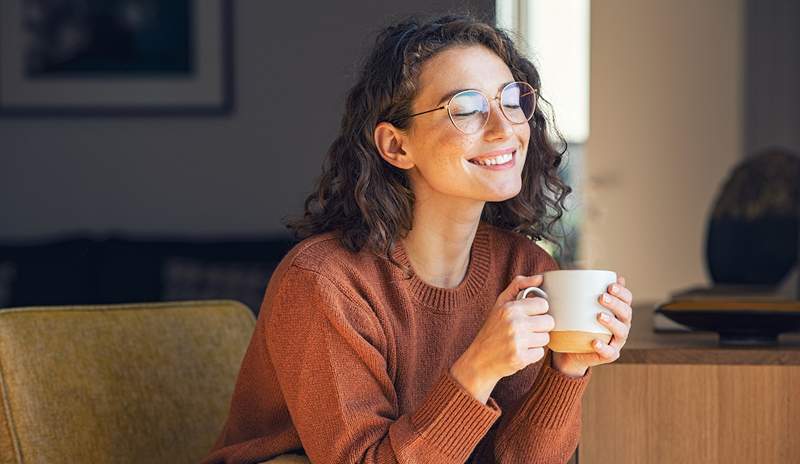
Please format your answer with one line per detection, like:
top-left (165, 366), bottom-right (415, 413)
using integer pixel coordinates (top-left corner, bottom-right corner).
top-left (281, 232), bottom-right (385, 277)
top-left (266, 231), bottom-right (391, 308)
top-left (264, 234), bottom-right (388, 350)
top-left (264, 233), bottom-right (376, 319)
top-left (281, 231), bottom-right (351, 271)
top-left (483, 223), bottom-right (560, 273)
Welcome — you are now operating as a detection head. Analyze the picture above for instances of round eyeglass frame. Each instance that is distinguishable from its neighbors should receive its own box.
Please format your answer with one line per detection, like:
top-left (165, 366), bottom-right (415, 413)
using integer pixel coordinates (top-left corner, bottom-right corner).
top-left (394, 81), bottom-right (537, 134)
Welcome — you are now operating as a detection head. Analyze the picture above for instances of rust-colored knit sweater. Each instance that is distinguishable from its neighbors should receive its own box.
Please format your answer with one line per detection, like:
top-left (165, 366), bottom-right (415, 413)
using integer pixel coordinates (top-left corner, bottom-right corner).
top-left (203, 222), bottom-right (592, 463)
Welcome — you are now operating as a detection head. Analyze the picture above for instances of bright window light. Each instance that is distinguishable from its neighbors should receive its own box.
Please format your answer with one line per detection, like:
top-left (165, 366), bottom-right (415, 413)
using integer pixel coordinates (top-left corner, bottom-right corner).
top-left (496, 0), bottom-right (590, 143)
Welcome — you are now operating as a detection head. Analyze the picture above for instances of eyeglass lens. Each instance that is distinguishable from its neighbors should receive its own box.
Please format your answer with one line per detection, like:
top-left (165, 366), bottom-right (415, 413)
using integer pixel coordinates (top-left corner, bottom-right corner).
top-left (448, 82), bottom-right (536, 134)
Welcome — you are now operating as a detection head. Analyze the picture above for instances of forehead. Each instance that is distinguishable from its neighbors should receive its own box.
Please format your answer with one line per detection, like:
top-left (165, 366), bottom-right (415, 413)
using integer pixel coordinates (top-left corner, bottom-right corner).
top-left (415, 45), bottom-right (515, 104)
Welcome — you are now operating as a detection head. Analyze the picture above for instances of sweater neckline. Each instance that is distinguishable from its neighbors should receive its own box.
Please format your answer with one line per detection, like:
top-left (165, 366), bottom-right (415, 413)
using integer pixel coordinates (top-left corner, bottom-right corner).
top-left (392, 222), bottom-right (492, 312)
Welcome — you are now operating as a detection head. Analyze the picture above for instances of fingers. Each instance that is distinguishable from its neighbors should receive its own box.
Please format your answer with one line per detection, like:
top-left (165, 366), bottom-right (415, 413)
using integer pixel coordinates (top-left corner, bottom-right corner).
top-left (610, 278), bottom-right (633, 305)
top-left (597, 311), bottom-right (629, 344)
top-left (597, 280), bottom-right (631, 359)
top-left (510, 275), bottom-right (544, 295)
top-left (506, 297), bottom-right (549, 317)
top-left (526, 331), bottom-right (550, 349)
top-left (500, 275), bottom-right (543, 303)
top-left (523, 347), bottom-right (546, 365)
top-left (599, 290), bottom-right (632, 324)
top-left (529, 313), bottom-right (555, 332)
top-left (592, 338), bottom-right (620, 361)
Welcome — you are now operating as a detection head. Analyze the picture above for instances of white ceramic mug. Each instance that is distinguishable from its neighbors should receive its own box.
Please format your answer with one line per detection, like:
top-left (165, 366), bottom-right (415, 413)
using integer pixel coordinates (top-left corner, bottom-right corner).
top-left (516, 269), bottom-right (617, 353)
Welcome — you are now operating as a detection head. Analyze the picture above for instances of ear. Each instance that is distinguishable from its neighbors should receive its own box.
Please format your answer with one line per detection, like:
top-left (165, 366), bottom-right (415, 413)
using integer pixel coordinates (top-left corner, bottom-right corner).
top-left (374, 122), bottom-right (415, 170)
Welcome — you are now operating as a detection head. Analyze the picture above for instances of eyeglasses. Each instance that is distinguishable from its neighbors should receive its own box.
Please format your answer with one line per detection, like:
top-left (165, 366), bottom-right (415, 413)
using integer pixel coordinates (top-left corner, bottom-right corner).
top-left (395, 81), bottom-right (537, 134)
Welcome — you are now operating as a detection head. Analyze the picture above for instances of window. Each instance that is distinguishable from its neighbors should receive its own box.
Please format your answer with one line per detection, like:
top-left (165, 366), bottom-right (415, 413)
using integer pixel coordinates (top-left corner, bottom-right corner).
top-left (497, 0), bottom-right (590, 267)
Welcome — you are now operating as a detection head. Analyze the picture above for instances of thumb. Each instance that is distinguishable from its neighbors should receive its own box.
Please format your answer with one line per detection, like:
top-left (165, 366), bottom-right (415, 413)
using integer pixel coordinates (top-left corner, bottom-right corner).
top-left (497, 274), bottom-right (544, 305)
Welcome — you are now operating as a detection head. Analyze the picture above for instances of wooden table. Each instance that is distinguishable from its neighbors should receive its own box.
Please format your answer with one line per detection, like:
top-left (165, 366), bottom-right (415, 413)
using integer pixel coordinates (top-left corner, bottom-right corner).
top-left (577, 303), bottom-right (800, 463)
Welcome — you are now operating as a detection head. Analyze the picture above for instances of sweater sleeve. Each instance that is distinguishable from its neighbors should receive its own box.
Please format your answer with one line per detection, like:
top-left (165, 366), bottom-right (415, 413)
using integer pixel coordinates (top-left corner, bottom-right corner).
top-left (472, 240), bottom-right (591, 463)
top-left (489, 349), bottom-right (591, 463)
top-left (265, 265), bottom-right (501, 464)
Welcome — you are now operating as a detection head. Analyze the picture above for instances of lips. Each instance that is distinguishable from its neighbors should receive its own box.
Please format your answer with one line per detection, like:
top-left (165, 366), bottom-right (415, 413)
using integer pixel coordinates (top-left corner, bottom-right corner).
top-left (467, 147), bottom-right (517, 162)
top-left (467, 150), bottom-right (517, 169)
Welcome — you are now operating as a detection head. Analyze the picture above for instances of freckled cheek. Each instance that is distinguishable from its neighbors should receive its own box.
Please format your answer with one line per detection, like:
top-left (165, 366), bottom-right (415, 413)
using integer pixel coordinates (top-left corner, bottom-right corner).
top-left (431, 140), bottom-right (472, 170)
top-left (433, 154), bottom-right (463, 174)
top-left (417, 121), bottom-right (480, 170)
top-left (517, 127), bottom-right (531, 154)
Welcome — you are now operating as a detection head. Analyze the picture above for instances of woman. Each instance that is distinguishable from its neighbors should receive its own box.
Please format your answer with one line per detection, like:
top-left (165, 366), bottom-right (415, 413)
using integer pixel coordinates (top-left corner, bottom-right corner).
top-left (204, 13), bottom-right (633, 464)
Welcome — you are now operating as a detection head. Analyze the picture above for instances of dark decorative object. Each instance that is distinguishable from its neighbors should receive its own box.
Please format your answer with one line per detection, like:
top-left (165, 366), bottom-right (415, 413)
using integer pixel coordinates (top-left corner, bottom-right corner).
top-left (705, 147), bottom-right (799, 285)
top-left (0, 0), bottom-right (233, 115)
top-left (656, 147), bottom-right (800, 346)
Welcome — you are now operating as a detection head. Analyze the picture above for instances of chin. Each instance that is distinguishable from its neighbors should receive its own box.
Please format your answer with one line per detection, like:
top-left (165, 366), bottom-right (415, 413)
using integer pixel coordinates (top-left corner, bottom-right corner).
top-left (484, 185), bottom-right (522, 202)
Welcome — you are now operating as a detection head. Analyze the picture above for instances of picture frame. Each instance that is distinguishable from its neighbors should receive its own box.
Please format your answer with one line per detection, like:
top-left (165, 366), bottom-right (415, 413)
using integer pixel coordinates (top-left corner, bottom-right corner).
top-left (0, 0), bottom-right (233, 116)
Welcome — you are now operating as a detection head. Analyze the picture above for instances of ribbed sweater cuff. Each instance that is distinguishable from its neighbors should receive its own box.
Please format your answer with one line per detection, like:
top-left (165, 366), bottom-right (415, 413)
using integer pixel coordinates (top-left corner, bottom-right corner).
top-left (410, 371), bottom-right (501, 460)
top-left (510, 358), bottom-right (592, 431)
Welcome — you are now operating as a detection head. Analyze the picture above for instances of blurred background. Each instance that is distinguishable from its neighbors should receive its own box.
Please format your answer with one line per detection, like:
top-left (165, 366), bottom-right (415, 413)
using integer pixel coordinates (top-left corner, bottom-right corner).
top-left (0, 0), bottom-right (797, 313)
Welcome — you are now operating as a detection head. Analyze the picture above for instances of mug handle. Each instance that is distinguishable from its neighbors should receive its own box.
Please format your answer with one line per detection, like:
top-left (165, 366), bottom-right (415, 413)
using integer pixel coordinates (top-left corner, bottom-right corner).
top-left (516, 286), bottom-right (548, 300)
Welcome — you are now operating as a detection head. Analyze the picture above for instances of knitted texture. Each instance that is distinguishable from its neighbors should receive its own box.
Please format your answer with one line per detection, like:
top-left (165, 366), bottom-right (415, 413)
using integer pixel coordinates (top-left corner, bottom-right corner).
top-left (202, 222), bottom-right (592, 464)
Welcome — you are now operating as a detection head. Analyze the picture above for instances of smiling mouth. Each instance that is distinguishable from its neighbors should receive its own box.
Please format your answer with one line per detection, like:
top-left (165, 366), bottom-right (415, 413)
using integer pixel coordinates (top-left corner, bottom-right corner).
top-left (467, 150), bottom-right (516, 167)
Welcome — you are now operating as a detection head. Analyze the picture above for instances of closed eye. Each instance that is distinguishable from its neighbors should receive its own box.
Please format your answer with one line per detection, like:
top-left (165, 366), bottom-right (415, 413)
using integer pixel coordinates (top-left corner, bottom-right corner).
top-left (453, 110), bottom-right (482, 117)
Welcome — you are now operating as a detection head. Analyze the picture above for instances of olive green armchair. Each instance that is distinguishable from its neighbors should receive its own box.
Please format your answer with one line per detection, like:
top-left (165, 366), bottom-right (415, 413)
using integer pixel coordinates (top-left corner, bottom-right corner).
top-left (0, 300), bottom-right (307, 464)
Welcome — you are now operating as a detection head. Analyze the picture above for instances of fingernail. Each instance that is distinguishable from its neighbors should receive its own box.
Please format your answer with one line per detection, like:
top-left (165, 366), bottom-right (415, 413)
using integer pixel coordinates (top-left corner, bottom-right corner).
top-left (602, 294), bottom-right (611, 303)
top-left (611, 285), bottom-right (618, 293)
top-left (599, 313), bottom-right (610, 322)
top-left (593, 340), bottom-right (602, 348)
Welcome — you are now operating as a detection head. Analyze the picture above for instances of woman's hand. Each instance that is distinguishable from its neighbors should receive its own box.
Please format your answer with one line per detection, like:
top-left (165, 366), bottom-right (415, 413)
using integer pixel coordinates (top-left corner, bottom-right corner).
top-left (450, 275), bottom-right (554, 403)
top-left (551, 276), bottom-right (633, 377)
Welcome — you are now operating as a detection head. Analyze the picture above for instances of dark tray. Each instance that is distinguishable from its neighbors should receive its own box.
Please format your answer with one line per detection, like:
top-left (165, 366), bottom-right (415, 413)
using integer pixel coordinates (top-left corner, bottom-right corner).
top-left (655, 300), bottom-right (800, 346)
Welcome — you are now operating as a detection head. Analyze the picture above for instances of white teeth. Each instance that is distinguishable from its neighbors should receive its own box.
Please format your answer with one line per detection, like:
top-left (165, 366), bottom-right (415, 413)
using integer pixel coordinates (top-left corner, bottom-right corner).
top-left (471, 152), bottom-right (513, 166)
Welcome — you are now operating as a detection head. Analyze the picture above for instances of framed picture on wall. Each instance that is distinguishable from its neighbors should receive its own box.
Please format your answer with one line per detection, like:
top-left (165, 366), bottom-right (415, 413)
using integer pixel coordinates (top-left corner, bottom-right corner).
top-left (0, 0), bottom-right (233, 115)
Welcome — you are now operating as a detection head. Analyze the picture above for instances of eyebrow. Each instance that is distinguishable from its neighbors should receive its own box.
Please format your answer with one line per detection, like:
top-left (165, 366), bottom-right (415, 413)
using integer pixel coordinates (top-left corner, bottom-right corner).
top-left (435, 80), bottom-right (516, 106)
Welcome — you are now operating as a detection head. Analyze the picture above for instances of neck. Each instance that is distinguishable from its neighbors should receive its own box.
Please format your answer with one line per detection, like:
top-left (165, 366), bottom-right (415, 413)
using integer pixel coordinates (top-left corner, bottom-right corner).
top-left (401, 192), bottom-right (485, 289)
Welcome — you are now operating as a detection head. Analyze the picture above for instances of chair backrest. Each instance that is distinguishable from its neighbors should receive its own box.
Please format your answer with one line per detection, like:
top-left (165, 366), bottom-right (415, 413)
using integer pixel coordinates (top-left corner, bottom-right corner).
top-left (0, 300), bottom-right (255, 464)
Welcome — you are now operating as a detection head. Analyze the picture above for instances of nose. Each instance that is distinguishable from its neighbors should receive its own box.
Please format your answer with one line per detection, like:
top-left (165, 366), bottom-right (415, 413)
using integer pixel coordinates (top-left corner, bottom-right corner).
top-left (482, 98), bottom-right (514, 140)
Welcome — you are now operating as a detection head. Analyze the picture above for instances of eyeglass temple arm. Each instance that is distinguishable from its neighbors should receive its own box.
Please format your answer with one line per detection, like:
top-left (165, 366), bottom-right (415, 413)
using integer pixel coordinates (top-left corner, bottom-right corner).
top-left (395, 105), bottom-right (446, 121)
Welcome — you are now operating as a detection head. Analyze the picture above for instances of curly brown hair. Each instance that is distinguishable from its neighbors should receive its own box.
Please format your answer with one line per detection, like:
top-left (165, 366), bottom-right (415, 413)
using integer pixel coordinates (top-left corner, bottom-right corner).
top-left (285, 12), bottom-right (572, 267)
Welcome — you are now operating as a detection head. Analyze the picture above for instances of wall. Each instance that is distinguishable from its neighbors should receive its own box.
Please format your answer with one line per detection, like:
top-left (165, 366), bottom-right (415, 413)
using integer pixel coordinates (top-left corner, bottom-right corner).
top-left (582, 0), bottom-right (744, 302)
top-left (745, 0), bottom-right (800, 156)
top-left (0, 0), bottom-right (492, 240)
top-left (1, 0), bottom-right (759, 305)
